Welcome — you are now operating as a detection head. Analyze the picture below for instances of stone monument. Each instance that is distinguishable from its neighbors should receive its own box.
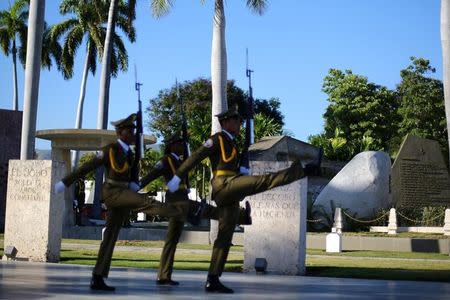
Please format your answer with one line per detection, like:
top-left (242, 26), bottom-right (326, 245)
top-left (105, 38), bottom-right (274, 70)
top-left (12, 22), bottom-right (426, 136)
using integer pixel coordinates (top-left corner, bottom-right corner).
top-left (243, 161), bottom-right (307, 275)
top-left (0, 109), bottom-right (22, 232)
top-left (312, 151), bottom-right (391, 229)
top-left (391, 134), bottom-right (450, 208)
top-left (3, 160), bottom-right (64, 262)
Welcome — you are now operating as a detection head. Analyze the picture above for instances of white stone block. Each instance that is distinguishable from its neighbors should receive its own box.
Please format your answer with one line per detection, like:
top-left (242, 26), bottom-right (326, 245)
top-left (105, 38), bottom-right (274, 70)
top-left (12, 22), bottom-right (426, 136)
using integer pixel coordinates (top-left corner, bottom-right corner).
top-left (312, 151), bottom-right (391, 229)
top-left (244, 161), bottom-right (307, 275)
top-left (326, 231), bottom-right (342, 253)
top-left (4, 160), bottom-right (64, 262)
top-left (137, 212), bottom-right (147, 221)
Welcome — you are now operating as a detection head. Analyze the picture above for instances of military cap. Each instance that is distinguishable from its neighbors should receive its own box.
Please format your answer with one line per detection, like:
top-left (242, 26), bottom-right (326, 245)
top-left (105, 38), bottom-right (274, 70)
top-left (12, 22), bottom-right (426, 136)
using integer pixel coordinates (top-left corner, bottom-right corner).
top-left (110, 113), bottom-right (137, 129)
top-left (163, 134), bottom-right (184, 146)
top-left (215, 109), bottom-right (242, 122)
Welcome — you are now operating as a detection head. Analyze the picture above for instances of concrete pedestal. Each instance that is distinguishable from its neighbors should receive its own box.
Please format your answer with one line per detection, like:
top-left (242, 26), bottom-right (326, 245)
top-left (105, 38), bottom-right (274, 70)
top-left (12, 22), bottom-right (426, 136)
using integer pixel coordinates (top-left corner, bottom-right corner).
top-left (243, 161), bottom-right (307, 275)
top-left (3, 160), bottom-right (64, 262)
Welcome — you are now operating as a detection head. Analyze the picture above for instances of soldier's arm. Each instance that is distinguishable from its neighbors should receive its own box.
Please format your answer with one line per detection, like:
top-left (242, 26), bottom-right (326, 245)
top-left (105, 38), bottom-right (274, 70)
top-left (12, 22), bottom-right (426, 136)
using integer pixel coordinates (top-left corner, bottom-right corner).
top-left (176, 136), bottom-right (217, 179)
top-left (140, 159), bottom-right (165, 187)
top-left (62, 151), bottom-right (106, 187)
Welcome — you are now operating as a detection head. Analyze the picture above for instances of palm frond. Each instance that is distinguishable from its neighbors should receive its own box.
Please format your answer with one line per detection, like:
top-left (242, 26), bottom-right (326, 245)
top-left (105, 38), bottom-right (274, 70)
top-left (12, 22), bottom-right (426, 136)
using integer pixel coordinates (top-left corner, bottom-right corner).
top-left (0, 28), bottom-right (11, 54)
top-left (151, 0), bottom-right (174, 18)
top-left (50, 19), bottom-right (79, 41)
top-left (113, 32), bottom-right (128, 73)
top-left (87, 38), bottom-right (97, 75)
top-left (115, 15), bottom-right (136, 42)
top-left (246, 0), bottom-right (268, 15)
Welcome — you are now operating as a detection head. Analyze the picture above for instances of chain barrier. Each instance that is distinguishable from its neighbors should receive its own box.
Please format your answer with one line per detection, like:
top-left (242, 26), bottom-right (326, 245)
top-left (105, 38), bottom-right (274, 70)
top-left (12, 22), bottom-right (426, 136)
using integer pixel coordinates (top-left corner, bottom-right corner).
top-left (341, 210), bottom-right (389, 224)
top-left (396, 210), bottom-right (445, 225)
top-left (306, 218), bottom-right (323, 223)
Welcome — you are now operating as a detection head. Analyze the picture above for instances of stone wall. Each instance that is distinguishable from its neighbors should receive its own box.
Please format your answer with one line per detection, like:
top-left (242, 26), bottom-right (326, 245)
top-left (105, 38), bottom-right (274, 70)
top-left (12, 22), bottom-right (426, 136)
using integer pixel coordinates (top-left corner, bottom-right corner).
top-left (0, 109), bottom-right (22, 232)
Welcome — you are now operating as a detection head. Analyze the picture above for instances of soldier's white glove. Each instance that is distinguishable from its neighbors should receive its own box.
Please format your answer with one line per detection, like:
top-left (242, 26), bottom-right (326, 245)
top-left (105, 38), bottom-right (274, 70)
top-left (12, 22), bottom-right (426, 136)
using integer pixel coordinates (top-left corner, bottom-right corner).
top-left (55, 181), bottom-right (66, 194)
top-left (167, 175), bottom-right (181, 193)
top-left (129, 181), bottom-right (141, 192)
top-left (240, 166), bottom-right (250, 175)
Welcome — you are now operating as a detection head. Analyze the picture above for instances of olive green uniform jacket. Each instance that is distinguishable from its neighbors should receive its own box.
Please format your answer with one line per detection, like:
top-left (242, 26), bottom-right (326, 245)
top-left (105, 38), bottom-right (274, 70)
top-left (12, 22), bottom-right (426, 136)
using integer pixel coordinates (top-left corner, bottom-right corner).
top-left (175, 131), bottom-right (305, 276)
top-left (62, 141), bottom-right (185, 277)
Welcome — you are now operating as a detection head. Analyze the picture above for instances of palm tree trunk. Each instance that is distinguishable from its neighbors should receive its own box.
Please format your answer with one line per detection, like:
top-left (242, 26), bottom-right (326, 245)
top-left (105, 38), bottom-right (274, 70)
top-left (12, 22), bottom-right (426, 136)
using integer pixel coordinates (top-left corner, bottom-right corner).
top-left (210, 0), bottom-right (227, 135)
top-left (71, 50), bottom-right (91, 168)
top-left (12, 40), bottom-right (19, 111)
top-left (93, 0), bottom-right (118, 219)
top-left (441, 0), bottom-right (450, 167)
top-left (20, 0), bottom-right (45, 160)
top-left (97, 0), bottom-right (118, 130)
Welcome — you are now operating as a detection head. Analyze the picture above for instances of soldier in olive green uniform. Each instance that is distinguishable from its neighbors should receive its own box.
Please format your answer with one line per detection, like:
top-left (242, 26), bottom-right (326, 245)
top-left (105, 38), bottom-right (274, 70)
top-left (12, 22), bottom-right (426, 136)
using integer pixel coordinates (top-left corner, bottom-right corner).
top-left (167, 109), bottom-right (317, 294)
top-left (140, 135), bottom-right (251, 286)
top-left (54, 114), bottom-right (187, 292)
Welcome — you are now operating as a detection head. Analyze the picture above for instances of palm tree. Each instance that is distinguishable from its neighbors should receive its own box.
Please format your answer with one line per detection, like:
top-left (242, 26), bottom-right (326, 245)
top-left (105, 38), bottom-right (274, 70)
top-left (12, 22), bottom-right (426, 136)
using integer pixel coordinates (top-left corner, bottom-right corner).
top-left (20, 0), bottom-right (45, 159)
top-left (97, 0), bottom-right (136, 129)
top-left (51, 0), bottom-right (136, 166)
top-left (0, 0), bottom-right (28, 111)
top-left (441, 0), bottom-right (450, 166)
top-left (151, 0), bottom-right (268, 134)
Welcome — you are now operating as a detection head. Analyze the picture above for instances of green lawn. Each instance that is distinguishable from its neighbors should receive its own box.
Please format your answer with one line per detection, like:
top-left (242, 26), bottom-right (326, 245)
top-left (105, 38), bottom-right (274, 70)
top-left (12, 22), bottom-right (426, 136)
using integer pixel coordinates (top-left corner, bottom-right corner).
top-left (1, 234), bottom-right (450, 282)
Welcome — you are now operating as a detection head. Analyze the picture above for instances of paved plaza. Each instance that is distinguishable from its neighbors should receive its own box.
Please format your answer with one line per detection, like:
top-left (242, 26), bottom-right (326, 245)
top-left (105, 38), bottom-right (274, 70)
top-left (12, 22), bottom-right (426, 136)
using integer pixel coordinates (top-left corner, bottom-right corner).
top-left (1, 261), bottom-right (450, 299)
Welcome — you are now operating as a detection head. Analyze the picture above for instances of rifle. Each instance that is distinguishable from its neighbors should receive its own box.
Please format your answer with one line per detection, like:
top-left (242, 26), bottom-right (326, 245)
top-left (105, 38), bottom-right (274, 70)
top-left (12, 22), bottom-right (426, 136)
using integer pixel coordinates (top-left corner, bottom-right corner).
top-left (240, 48), bottom-right (254, 169)
top-left (177, 80), bottom-right (191, 188)
top-left (132, 65), bottom-right (144, 182)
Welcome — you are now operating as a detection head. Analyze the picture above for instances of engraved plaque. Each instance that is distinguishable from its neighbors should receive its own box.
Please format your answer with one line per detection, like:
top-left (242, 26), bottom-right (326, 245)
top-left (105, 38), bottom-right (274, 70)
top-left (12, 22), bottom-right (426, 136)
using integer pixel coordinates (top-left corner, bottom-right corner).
top-left (243, 161), bottom-right (307, 275)
top-left (392, 135), bottom-right (450, 208)
top-left (4, 160), bottom-right (64, 262)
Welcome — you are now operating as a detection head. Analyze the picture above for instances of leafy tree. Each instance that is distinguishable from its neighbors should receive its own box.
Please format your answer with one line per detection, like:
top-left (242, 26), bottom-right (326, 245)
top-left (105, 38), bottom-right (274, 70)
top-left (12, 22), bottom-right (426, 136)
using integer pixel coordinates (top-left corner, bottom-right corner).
top-left (140, 147), bottom-right (165, 192)
top-left (78, 152), bottom-right (96, 180)
top-left (254, 97), bottom-right (284, 127)
top-left (396, 57), bottom-right (449, 158)
top-left (147, 78), bottom-right (284, 195)
top-left (311, 68), bottom-right (399, 161)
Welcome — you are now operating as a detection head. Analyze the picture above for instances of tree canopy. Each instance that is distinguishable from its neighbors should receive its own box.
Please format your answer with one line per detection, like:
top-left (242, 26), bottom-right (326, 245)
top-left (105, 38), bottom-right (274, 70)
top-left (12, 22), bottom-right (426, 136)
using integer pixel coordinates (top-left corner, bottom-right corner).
top-left (309, 57), bottom-right (449, 161)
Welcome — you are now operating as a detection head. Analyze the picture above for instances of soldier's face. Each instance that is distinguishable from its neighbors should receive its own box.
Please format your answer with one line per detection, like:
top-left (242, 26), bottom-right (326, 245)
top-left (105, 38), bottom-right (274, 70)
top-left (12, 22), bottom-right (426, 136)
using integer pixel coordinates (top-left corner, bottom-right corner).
top-left (119, 127), bottom-right (135, 145)
top-left (222, 117), bottom-right (242, 136)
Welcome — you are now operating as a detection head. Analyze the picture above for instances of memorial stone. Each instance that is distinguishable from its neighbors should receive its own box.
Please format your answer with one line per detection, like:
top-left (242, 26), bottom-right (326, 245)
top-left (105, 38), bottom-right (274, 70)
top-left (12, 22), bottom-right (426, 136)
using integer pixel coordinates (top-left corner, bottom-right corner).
top-left (3, 160), bottom-right (64, 262)
top-left (0, 109), bottom-right (22, 231)
top-left (391, 135), bottom-right (450, 208)
top-left (312, 151), bottom-right (391, 229)
top-left (243, 161), bottom-right (307, 275)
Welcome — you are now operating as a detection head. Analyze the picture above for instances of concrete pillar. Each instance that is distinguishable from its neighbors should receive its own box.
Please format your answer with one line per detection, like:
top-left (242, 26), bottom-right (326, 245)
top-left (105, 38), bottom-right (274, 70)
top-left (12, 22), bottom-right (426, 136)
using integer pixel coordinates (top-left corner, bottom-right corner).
top-left (333, 207), bottom-right (343, 234)
top-left (443, 209), bottom-right (450, 236)
top-left (388, 208), bottom-right (397, 235)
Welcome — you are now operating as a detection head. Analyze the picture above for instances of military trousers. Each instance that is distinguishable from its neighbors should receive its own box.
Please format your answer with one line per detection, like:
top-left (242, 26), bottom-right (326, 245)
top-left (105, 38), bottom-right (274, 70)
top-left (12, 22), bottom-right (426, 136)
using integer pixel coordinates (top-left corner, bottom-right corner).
top-left (93, 185), bottom-right (187, 277)
top-left (208, 160), bottom-right (305, 276)
top-left (157, 194), bottom-right (249, 280)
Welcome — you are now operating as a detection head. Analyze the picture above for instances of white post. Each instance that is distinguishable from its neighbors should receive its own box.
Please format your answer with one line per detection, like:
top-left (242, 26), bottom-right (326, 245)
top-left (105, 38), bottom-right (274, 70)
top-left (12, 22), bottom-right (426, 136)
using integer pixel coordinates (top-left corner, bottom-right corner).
top-left (443, 209), bottom-right (450, 236)
top-left (326, 227), bottom-right (342, 253)
top-left (333, 207), bottom-right (343, 234)
top-left (387, 208), bottom-right (397, 235)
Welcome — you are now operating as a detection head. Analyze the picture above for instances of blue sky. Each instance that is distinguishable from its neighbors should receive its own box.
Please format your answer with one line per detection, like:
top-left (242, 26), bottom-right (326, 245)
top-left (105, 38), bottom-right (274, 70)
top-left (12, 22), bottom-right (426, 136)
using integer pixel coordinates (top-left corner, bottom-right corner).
top-left (0, 0), bottom-right (443, 149)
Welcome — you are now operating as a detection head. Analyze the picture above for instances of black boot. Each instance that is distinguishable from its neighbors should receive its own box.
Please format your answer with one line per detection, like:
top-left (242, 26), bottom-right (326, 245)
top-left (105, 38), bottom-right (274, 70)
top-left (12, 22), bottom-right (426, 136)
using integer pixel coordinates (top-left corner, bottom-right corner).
top-left (90, 275), bottom-right (115, 291)
top-left (243, 201), bottom-right (252, 225)
top-left (156, 278), bottom-right (180, 285)
top-left (205, 275), bottom-right (233, 294)
top-left (187, 200), bottom-right (205, 226)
